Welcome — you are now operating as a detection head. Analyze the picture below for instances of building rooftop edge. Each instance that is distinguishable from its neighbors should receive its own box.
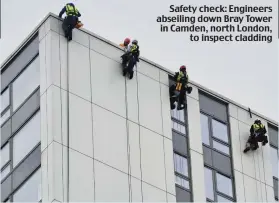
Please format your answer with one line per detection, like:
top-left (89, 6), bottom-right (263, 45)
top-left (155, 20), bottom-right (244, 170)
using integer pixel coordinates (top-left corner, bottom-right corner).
top-left (1, 12), bottom-right (278, 126)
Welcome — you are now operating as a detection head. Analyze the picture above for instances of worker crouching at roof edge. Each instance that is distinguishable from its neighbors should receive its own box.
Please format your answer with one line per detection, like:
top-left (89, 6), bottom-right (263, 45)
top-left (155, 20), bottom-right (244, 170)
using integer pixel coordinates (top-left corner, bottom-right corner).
top-left (59, 3), bottom-right (81, 41)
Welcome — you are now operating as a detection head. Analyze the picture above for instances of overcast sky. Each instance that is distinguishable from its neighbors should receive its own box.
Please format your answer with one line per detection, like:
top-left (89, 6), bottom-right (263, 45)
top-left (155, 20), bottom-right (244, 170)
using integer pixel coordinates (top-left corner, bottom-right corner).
top-left (0, 0), bottom-right (278, 122)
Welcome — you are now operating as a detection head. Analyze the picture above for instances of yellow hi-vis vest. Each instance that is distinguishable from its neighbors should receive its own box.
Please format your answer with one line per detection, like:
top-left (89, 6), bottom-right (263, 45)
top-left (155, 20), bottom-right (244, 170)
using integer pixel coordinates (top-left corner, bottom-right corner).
top-left (176, 71), bottom-right (188, 91)
top-left (253, 123), bottom-right (264, 131)
top-left (66, 4), bottom-right (79, 16)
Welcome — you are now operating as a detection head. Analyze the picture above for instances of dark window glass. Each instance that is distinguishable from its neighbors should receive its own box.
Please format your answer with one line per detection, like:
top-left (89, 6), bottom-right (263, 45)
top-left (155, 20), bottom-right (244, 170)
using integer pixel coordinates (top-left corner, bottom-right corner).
top-left (204, 167), bottom-right (214, 200)
top-left (203, 146), bottom-right (213, 166)
top-left (173, 132), bottom-right (187, 156)
top-left (200, 113), bottom-right (210, 145)
top-left (176, 186), bottom-right (191, 202)
top-left (216, 173), bottom-right (233, 197)
top-left (268, 126), bottom-right (278, 148)
top-left (172, 121), bottom-right (186, 135)
top-left (270, 147), bottom-right (278, 178)
top-left (212, 119), bottom-right (228, 143)
top-left (217, 195), bottom-right (232, 202)
top-left (212, 151), bottom-right (232, 176)
top-left (273, 178), bottom-right (278, 199)
top-left (199, 93), bottom-right (227, 122)
top-left (174, 153), bottom-right (188, 177)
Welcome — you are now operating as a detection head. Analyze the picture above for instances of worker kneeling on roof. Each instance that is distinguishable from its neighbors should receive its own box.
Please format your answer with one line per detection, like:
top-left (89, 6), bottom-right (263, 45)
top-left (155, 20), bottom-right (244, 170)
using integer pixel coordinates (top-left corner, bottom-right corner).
top-left (243, 119), bottom-right (268, 153)
top-left (59, 3), bottom-right (81, 41)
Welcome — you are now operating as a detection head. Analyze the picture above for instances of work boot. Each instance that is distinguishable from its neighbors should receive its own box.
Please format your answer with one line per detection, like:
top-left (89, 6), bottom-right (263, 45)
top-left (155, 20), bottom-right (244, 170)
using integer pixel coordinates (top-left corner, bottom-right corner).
top-left (243, 147), bottom-right (250, 153)
top-left (123, 68), bottom-right (127, 76)
top-left (262, 140), bottom-right (268, 146)
top-left (129, 71), bottom-right (134, 79)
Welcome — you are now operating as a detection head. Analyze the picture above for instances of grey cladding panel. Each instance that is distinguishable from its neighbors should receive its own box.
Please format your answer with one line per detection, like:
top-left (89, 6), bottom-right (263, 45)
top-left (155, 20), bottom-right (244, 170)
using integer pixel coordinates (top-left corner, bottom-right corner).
top-left (199, 93), bottom-right (227, 122)
top-left (173, 132), bottom-right (187, 156)
top-left (12, 144), bottom-right (41, 190)
top-left (1, 119), bottom-right (12, 146)
top-left (1, 35), bottom-right (39, 91)
top-left (12, 89), bottom-right (40, 134)
top-left (175, 186), bottom-right (191, 202)
top-left (1, 175), bottom-right (11, 202)
top-left (212, 150), bottom-right (232, 176)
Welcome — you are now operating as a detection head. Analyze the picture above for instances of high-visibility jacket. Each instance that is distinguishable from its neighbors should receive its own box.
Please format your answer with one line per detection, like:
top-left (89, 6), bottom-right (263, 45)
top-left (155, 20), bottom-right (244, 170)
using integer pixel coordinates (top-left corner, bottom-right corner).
top-left (252, 123), bottom-right (265, 131)
top-left (66, 4), bottom-right (79, 16)
top-left (177, 71), bottom-right (189, 83)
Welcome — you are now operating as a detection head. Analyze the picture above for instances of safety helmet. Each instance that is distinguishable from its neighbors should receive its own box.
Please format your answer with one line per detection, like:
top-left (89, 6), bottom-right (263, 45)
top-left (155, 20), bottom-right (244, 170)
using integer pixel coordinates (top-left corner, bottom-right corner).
top-left (124, 38), bottom-right (130, 45)
top-left (180, 65), bottom-right (186, 71)
top-left (132, 39), bottom-right (138, 45)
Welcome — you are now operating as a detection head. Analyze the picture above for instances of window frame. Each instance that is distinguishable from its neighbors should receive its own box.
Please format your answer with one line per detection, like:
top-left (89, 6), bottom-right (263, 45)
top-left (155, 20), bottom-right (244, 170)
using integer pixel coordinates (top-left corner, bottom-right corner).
top-left (201, 111), bottom-right (232, 158)
top-left (11, 54), bottom-right (39, 113)
top-left (11, 110), bottom-right (41, 169)
top-left (11, 166), bottom-right (41, 202)
top-left (169, 85), bottom-right (193, 202)
top-left (205, 166), bottom-right (235, 202)
top-left (268, 124), bottom-right (278, 201)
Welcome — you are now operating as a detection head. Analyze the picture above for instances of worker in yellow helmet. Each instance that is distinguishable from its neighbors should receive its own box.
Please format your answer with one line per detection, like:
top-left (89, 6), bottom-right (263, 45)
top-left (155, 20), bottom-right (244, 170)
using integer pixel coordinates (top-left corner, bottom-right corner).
top-left (243, 119), bottom-right (268, 153)
top-left (59, 3), bottom-right (81, 41)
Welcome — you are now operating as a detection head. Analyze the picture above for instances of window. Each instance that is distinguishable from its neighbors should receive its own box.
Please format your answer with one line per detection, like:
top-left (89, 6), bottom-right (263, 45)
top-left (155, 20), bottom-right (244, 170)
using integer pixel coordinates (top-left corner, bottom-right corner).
top-left (12, 56), bottom-right (39, 111)
top-left (216, 173), bottom-right (233, 197)
top-left (204, 167), bottom-right (214, 200)
top-left (171, 108), bottom-right (185, 122)
top-left (175, 175), bottom-right (189, 189)
top-left (172, 121), bottom-right (186, 135)
top-left (170, 80), bottom-right (192, 202)
top-left (201, 113), bottom-right (210, 145)
top-left (1, 109), bottom-right (10, 125)
top-left (1, 88), bottom-right (9, 112)
top-left (174, 153), bottom-right (188, 177)
top-left (212, 119), bottom-right (228, 143)
top-left (270, 147), bottom-right (279, 178)
top-left (13, 111), bottom-right (40, 167)
top-left (1, 165), bottom-right (10, 181)
top-left (213, 140), bottom-right (230, 155)
top-left (199, 93), bottom-right (235, 202)
top-left (13, 168), bottom-right (41, 202)
top-left (1, 143), bottom-right (10, 168)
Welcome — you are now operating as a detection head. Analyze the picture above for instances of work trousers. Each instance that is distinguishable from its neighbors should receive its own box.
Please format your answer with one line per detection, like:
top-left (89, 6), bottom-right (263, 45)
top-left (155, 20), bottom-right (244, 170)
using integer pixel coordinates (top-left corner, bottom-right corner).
top-left (247, 134), bottom-right (268, 149)
top-left (62, 16), bottom-right (78, 41)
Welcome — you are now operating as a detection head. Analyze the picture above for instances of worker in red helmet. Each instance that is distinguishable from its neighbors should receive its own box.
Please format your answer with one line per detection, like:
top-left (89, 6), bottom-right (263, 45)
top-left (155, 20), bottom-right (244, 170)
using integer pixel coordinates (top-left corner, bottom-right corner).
top-left (170, 65), bottom-right (192, 110)
top-left (120, 38), bottom-right (131, 52)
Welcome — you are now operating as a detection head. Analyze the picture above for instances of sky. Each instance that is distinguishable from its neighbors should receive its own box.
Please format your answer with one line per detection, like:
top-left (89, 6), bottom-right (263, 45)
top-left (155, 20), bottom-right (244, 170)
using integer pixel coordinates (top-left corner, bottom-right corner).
top-left (0, 0), bottom-right (278, 122)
